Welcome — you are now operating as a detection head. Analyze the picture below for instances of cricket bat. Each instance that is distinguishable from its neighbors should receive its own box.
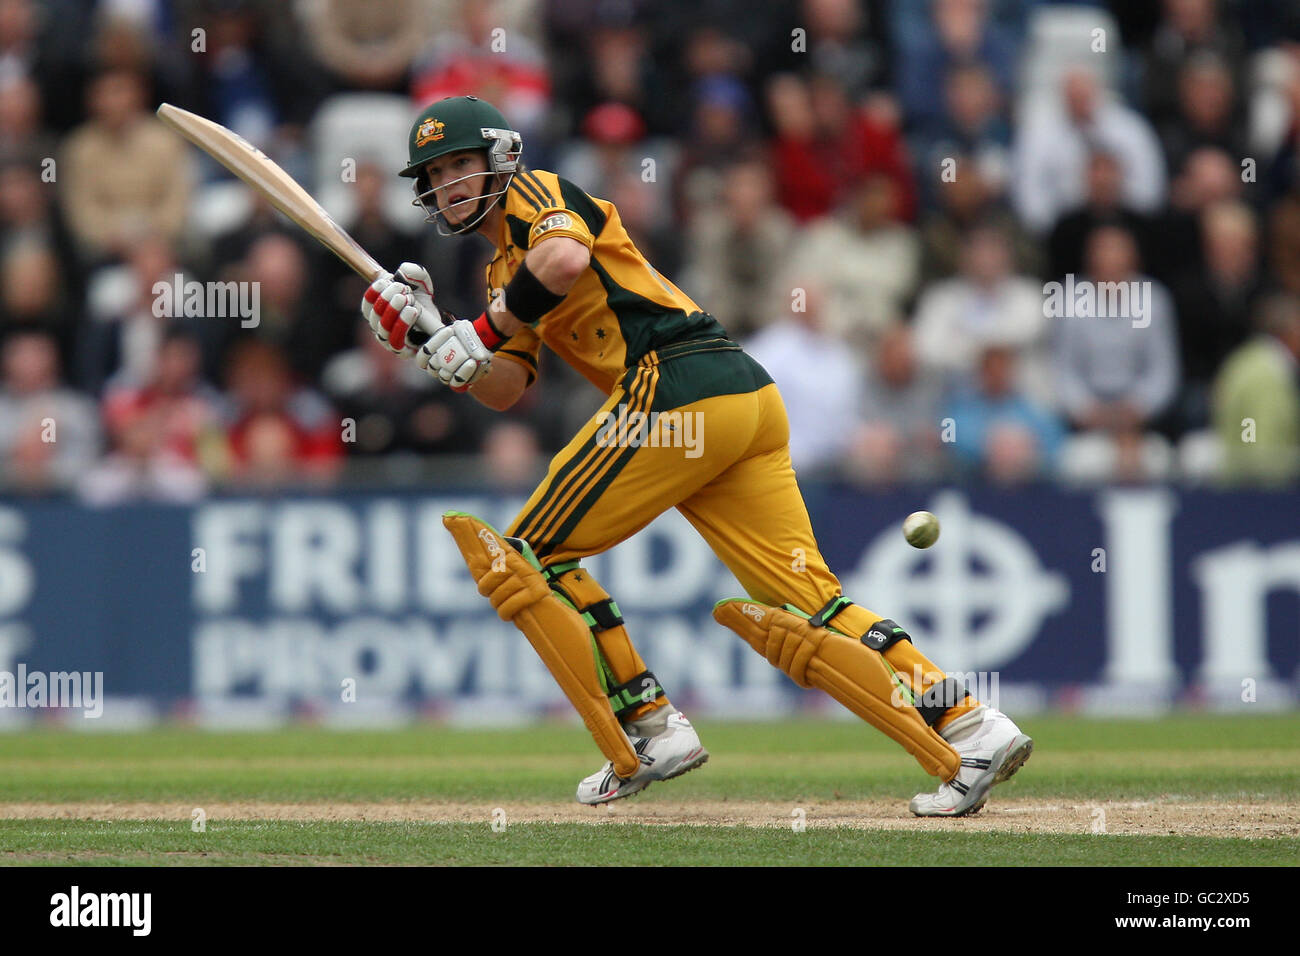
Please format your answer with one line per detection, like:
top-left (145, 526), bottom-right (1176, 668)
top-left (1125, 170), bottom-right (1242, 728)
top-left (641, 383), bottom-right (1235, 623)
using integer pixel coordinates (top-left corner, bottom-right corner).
top-left (156, 102), bottom-right (431, 344)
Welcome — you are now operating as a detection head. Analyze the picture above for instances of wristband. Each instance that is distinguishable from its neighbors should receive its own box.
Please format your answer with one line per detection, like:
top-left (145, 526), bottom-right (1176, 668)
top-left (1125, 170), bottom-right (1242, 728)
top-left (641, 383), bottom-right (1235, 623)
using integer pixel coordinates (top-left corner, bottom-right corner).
top-left (472, 311), bottom-right (507, 351)
top-left (504, 259), bottom-right (566, 326)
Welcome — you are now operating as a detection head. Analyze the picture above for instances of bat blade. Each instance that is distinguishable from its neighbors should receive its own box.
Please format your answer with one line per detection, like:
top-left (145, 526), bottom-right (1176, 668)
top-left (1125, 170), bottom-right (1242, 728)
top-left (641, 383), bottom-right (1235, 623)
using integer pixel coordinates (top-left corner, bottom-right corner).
top-left (156, 102), bottom-right (384, 282)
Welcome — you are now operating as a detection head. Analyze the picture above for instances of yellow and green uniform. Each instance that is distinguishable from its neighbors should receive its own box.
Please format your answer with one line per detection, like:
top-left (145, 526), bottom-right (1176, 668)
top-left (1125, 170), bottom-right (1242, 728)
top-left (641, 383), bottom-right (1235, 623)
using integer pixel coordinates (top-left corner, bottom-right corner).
top-left (484, 167), bottom-right (979, 731)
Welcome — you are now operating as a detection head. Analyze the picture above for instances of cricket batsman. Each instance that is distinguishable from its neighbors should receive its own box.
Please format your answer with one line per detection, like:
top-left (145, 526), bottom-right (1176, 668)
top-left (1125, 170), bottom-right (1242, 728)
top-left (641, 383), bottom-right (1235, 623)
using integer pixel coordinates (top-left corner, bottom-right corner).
top-left (360, 95), bottom-right (1033, 816)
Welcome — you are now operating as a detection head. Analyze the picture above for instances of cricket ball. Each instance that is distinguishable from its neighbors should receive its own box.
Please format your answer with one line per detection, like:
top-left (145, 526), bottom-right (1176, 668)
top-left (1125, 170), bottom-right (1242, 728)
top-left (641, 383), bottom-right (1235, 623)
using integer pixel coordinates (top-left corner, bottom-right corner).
top-left (902, 511), bottom-right (940, 549)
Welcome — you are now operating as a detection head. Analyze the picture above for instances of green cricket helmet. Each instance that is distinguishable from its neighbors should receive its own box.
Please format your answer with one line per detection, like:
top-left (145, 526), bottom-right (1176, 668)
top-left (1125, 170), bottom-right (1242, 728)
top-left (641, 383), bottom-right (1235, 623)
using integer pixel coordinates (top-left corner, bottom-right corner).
top-left (401, 95), bottom-right (523, 235)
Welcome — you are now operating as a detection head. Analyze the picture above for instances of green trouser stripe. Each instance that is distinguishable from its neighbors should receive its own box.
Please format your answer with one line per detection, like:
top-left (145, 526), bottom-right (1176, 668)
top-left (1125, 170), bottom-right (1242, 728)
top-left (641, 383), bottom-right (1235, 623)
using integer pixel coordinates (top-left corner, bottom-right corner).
top-left (535, 434), bottom-right (642, 560)
top-left (510, 430), bottom-right (607, 544)
top-left (533, 367), bottom-right (655, 560)
top-left (514, 364), bottom-right (653, 548)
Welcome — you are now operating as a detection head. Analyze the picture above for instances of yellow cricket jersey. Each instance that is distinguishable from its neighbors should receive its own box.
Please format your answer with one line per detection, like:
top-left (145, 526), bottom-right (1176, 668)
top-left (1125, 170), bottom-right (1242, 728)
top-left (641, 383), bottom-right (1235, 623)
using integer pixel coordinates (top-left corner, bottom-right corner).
top-left (486, 168), bottom-right (729, 394)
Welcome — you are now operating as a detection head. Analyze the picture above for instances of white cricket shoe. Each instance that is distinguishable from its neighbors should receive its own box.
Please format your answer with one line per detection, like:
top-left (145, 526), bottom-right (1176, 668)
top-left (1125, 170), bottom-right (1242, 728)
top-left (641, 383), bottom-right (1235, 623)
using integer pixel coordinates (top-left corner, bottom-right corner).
top-left (909, 705), bottom-right (1033, 817)
top-left (575, 712), bottom-right (709, 805)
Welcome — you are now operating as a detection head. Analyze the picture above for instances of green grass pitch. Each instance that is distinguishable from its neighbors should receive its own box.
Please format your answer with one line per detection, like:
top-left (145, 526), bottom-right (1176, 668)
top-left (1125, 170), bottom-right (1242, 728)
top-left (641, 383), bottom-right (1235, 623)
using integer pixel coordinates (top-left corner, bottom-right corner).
top-left (1, 714), bottom-right (1297, 866)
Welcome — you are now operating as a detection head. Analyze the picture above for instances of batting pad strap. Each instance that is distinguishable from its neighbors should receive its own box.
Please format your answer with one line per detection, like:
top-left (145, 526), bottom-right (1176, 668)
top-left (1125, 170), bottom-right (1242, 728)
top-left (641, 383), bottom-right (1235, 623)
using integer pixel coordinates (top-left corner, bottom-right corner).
top-left (579, 598), bottom-right (623, 632)
top-left (860, 618), bottom-right (913, 652)
top-left (442, 511), bottom-right (639, 779)
top-left (714, 598), bottom-right (961, 780)
top-left (541, 560), bottom-right (581, 583)
top-left (915, 677), bottom-right (971, 727)
top-left (808, 596), bottom-right (853, 630)
top-left (607, 670), bottom-right (665, 717)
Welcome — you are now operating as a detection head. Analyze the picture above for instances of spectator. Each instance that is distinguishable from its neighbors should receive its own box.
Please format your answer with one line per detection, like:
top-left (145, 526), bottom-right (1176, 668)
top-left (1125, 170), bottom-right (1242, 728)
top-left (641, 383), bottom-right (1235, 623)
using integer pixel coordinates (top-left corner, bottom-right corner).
top-left (911, 62), bottom-right (1011, 211)
top-left (557, 101), bottom-right (651, 203)
top-left (0, 0), bottom-right (96, 134)
top-left (227, 233), bottom-right (352, 384)
top-left (850, 321), bottom-right (944, 484)
top-left (78, 232), bottom-right (185, 395)
top-left (1048, 150), bottom-right (1158, 283)
top-left (680, 156), bottom-right (795, 339)
top-left (917, 154), bottom-right (1038, 283)
top-left (0, 74), bottom-right (57, 164)
top-left (321, 323), bottom-right (483, 456)
top-left (0, 236), bottom-right (67, 350)
top-left (101, 328), bottom-right (225, 470)
top-left (410, 0), bottom-right (551, 147)
top-left (1157, 52), bottom-right (1250, 179)
top-left (57, 68), bottom-right (191, 263)
top-left (481, 419), bottom-right (543, 490)
top-left (757, 0), bottom-right (890, 98)
top-left (1141, 0), bottom-right (1245, 126)
top-left (308, 0), bottom-right (431, 94)
top-left (557, 102), bottom-right (678, 269)
top-left (80, 330), bottom-right (217, 505)
top-left (221, 338), bottom-right (343, 487)
top-left (1151, 145), bottom-right (1244, 286)
top-left (0, 159), bottom-right (76, 267)
top-left (895, 0), bottom-right (1018, 134)
top-left (1053, 226), bottom-right (1180, 478)
top-left (767, 71), bottom-right (915, 223)
top-left (673, 74), bottom-right (760, 222)
top-left (785, 172), bottom-right (920, 345)
top-left (1012, 66), bottom-right (1166, 233)
top-left (548, 14), bottom-right (671, 139)
top-left (913, 224), bottom-right (1052, 405)
top-left (944, 344), bottom-right (1065, 483)
top-left (183, 0), bottom-right (323, 138)
top-left (1171, 200), bottom-right (1266, 428)
top-left (0, 331), bottom-right (99, 492)
top-left (1268, 181), bottom-right (1300, 298)
top-left (743, 283), bottom-right (865, 476)
top-left (1212, 294), bottom-right (1300, 485)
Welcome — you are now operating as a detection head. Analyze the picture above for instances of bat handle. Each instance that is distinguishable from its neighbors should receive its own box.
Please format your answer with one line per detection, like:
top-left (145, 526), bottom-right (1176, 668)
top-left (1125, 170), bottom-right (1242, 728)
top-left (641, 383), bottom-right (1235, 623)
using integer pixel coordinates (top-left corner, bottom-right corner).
top-left (403, 309), bottom-right (455, 350)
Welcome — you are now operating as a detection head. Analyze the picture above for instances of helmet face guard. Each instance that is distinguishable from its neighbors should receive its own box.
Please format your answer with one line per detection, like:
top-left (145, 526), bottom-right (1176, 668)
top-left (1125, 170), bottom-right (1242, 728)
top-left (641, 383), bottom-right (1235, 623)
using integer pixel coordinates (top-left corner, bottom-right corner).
top-left (408, 123), bottom-right (523, 236)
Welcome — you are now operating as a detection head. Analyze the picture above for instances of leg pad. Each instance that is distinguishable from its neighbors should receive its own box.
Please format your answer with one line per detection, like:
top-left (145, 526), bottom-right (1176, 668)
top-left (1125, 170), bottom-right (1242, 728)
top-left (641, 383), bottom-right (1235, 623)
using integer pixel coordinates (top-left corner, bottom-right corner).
top-left (443, 512), bottom-right (640, 779)
top-left (714, 598), bottom-right (960, 779)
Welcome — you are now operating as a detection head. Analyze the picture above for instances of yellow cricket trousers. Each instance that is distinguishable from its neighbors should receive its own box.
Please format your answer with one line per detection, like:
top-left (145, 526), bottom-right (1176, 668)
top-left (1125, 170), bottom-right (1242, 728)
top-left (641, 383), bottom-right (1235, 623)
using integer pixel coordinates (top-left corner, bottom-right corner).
top-left (505, 337), bottom-right (976, 726)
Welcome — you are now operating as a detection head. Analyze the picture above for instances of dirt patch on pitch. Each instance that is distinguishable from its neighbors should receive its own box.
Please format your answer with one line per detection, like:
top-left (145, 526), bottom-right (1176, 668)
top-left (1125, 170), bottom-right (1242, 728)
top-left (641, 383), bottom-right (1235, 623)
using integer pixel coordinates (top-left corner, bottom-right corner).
top-left (1, 800), bottom-right (1296, 839)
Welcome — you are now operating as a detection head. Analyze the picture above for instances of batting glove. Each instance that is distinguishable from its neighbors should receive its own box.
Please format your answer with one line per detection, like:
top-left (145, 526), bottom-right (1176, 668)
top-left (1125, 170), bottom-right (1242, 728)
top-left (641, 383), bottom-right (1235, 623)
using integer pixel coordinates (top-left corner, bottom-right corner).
top-left (362, 262), bottom-right (443, 358)
top-left (417, 319), bottom-right (493, 390)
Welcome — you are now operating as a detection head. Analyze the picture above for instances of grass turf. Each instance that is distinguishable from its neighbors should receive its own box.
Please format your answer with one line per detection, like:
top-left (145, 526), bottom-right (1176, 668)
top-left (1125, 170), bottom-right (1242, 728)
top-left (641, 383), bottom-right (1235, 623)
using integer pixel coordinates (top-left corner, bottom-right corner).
top-left (1, 714), bottom-right (1297, 865)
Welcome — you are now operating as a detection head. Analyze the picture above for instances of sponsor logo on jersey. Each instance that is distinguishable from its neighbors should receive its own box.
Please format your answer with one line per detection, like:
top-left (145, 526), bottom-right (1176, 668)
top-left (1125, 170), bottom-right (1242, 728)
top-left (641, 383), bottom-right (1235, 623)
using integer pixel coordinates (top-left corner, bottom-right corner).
top-left (531, 212), bottom-right (572, 238)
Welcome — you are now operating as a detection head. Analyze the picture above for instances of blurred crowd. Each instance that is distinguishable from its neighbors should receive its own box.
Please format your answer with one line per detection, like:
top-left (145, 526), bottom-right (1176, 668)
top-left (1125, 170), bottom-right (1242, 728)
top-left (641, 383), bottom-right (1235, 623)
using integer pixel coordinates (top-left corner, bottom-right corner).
top-left (2, 0), bottom-right (1300, 501)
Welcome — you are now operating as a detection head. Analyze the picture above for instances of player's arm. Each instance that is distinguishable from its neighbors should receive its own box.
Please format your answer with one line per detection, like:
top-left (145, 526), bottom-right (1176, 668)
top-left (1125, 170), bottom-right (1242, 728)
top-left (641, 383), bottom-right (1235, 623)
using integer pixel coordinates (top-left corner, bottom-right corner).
top-left (479, 236), bottom-right (591, 341)
top-left (466, 354), bottom-right (530, 410)
top-left (457, 237), bottom-right (590, 409)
